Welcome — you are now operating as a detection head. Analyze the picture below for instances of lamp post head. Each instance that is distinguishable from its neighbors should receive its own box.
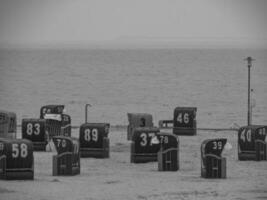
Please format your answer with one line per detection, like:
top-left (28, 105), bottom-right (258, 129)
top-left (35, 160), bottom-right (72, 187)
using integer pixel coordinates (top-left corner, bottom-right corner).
top-left (244, 56), bottom-right (255, 68)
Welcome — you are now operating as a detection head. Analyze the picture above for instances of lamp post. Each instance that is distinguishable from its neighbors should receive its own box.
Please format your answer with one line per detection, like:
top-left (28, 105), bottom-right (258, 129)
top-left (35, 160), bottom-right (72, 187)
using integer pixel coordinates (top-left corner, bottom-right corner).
top-left (85, 104), bottom-right (92, 123)
top-left (244, 57), bottom-right (255, 126)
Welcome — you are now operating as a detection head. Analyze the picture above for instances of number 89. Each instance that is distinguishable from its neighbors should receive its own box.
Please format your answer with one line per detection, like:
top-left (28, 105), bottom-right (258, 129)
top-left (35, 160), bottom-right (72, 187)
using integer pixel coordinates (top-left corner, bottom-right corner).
top-left (84, 128), bottom-right (98, 142)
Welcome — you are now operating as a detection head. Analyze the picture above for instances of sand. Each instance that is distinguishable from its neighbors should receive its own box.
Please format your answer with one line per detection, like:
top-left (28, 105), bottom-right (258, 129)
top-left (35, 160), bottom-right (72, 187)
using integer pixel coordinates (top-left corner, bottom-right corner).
top-left (0, 127), bottom-right (266, 200)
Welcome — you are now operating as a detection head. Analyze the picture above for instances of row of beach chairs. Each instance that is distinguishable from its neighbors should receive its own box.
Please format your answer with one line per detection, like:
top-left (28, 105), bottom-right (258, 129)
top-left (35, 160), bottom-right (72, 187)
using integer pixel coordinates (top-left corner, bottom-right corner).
top-left (0, 104), bottom-right (266, 180)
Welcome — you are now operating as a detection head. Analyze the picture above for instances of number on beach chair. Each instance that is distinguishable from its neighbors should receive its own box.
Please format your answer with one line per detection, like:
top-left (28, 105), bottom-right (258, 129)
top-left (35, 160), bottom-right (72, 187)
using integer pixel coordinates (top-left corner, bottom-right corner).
top-left (131, 127), bottom-right (160, 163)
top-left (127, 113), bottom-right (154, 140)
top-left (238, 125), bottom-right (267, 161)
top-left (22, 118), bottom-right (48, 151)
top-left (79, 123), bottom-right (110, 158)
top-left (159, 107), bottom-right (197, 136)
top-left (0, 138), bottom-right (34, 180)
top-left (201, 138), bottom-right (227, 179)
top-left (52, 136), bottom-right (80, 176)
top-left (157, 133), bottom-right (179, 171)
top-left (0, 110), bottom-right (17, 139)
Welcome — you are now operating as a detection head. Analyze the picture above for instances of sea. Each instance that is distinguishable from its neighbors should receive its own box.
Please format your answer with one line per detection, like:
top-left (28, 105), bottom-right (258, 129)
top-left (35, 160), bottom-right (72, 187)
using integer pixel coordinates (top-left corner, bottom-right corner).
top-left (0, 47), bottom-right (266, 129)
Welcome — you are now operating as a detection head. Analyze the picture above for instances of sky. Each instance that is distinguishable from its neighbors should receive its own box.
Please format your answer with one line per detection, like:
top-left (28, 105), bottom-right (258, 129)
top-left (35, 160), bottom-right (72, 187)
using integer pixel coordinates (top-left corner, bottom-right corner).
top-left (0, 0), bottom-right (267, 48)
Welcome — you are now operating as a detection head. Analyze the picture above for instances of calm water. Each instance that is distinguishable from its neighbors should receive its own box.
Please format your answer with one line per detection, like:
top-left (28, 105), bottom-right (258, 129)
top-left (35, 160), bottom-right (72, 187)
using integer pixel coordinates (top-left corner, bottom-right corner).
top-left (0, 48), bottom-right (266, 128)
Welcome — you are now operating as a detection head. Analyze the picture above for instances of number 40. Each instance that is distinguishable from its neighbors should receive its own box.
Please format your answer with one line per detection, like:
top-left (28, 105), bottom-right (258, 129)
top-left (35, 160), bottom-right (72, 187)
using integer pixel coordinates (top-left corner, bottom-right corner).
top-left (240, 129), bottom-right (251, 142)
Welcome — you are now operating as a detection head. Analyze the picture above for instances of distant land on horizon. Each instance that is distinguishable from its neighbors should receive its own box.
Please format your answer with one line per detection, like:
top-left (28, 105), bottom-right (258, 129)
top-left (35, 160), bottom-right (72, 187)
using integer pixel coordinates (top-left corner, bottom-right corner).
top-left (1, 37), bottom-right (267, 49)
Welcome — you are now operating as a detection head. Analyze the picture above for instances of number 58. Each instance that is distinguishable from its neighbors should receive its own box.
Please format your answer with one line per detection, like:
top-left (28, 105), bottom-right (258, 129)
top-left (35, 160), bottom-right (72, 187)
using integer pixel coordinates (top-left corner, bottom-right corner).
top-left (12, 143), bottom-right (28, 158)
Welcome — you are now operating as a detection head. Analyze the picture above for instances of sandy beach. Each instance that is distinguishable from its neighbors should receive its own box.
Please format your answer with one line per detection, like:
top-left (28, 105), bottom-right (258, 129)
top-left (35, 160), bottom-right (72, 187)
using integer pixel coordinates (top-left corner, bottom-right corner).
top-left (1, 1), bottom-right (267, 199)
top-left (0, 127), bottom-right (266, 200)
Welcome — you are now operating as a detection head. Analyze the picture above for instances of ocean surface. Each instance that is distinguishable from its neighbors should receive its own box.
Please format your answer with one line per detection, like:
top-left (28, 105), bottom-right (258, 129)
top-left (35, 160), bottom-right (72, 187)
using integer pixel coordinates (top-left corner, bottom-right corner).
top-left (0, 48), bottom-right (266, 128)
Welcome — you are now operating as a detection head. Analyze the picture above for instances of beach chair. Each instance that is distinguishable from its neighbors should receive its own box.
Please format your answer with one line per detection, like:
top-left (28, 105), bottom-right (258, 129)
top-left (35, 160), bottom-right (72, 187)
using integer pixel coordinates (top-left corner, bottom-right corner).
top-left (131, 127), bottom-right (160, 163)
top-left (52, 136), bottom-right (80, 176)
top-left (127, 113), bottom-right (154, 140)
top-left (158, 132), bottom-right (179, 171)
top-left (238, 125), bottom-right (267, 161)
top-left (41, 105), bottom-right (71, 137)
top-left (79, 123), bottom-right (110, 158)
top-left (0, 110), bottom-right (17, 139)
top-left (22, 118), bottom-right (48, 151)
top-left (0, 138), bottom-right (34, 180)
top-left (159, 107), bottom-right (197, 136)
top-left (201, 138), bottom-right (227, 178)
top-left (79, 104), bottom-right (110, 158)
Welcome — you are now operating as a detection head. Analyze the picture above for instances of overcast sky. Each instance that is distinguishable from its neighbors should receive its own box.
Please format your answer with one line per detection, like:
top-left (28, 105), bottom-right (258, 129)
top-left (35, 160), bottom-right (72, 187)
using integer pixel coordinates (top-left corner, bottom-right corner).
top-left (0, 0), bottom-right (266, 48)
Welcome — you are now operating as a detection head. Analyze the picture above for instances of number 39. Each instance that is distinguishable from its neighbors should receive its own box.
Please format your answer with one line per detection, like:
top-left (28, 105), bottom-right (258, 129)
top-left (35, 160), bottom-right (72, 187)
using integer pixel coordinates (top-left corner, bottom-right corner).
top-left (212, 141), bottom-right (222, 150)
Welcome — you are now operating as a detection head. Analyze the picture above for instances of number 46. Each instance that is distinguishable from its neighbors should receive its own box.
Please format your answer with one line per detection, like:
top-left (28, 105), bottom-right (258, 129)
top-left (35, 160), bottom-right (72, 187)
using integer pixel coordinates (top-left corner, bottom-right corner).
top-left (177, 113), bottom-right (189, 124)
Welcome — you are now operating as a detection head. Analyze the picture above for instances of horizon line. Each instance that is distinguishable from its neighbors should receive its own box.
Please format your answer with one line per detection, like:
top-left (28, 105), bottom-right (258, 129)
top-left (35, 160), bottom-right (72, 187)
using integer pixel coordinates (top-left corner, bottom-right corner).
top-left (1, 39), bottom-right (267, 50)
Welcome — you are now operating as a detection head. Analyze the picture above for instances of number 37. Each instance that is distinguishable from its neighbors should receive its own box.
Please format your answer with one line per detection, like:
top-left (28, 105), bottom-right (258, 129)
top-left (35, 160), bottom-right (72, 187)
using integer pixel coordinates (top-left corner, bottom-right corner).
top-left (140, 133), bottom-right (155, 146)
